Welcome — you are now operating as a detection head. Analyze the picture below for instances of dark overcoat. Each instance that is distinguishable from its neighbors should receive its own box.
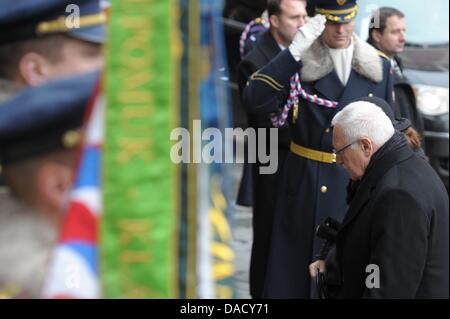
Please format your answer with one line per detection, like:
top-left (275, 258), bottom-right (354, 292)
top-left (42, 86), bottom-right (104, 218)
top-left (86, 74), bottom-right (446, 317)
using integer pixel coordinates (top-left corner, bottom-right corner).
top-left (335, 137), bottom-right (449, 298)
top-left (237, 30), bottom-right (291, 298)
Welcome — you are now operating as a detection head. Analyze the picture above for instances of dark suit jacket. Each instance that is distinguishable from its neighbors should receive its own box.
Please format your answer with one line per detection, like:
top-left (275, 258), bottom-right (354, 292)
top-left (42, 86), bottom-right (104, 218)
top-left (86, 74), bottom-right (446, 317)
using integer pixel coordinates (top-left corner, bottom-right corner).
top-left (336, 137), bottom-right (449, 298)
top-left (393, 56), bottom-right (425, 135)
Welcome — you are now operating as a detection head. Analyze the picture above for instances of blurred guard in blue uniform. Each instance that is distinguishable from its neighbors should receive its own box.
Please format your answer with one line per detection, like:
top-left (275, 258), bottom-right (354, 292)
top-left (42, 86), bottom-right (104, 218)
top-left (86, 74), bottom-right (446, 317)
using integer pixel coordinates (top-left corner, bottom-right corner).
top-left (0, 0), bottom-right (106, 100)
top-left (242, 0), bottom-right (394, 298)
top-left (0, 72), bottom-right (98, 298)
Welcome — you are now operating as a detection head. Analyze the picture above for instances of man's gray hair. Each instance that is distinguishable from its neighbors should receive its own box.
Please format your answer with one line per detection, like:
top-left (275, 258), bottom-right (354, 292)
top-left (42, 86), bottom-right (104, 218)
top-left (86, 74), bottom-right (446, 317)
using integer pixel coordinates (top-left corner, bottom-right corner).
top-left (332, 101), bottom-right (395, 148)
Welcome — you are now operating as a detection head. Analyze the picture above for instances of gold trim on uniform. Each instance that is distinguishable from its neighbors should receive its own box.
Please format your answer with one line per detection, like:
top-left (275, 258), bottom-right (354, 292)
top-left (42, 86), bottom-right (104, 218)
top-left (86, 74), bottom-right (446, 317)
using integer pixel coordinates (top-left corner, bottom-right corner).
top-left (250, 72), bottom-right (284, 91)
top-left (293, 103), bottom-right (299, 124)
top-left (343, 10), bottom-right (357, 20)
top-left (319, 9), bottom-right (358, 22)
top-left (254, 17), bottom-right (267, 24)
top-left (315, 5), bottom-right (358, 15)
top-left (290, 142), bottom-right (336, 164)
top-left (37, 13), bottom-right (107, 35)
top-left (377, 50), bottom-right (390, 60)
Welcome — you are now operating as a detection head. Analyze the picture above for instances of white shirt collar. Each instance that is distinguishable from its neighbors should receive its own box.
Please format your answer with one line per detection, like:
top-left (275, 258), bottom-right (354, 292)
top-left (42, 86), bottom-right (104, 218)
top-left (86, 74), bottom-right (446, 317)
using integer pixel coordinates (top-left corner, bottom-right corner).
top-left (328, 38), bottom-right (354, 85)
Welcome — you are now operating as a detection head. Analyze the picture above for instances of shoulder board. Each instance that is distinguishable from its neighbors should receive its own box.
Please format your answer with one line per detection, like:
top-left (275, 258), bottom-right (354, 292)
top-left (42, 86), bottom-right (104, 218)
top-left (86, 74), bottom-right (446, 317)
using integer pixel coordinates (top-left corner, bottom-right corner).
top-left (377, 50), bottom-right (390, 60)
top-left (253, 17), bottom-right (267, 25)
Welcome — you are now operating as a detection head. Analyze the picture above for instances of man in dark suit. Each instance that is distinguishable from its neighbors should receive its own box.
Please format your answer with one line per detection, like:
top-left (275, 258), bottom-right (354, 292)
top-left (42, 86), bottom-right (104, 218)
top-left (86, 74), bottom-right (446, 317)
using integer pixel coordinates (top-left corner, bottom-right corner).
top-left (236, 0), bottom-right (307, 299)
top-left (368, 7), bottom-right (424, 136)
top-left (310, 100), bottom-right (449, 298)
top-left (242, 0), bottom-right (395, 298)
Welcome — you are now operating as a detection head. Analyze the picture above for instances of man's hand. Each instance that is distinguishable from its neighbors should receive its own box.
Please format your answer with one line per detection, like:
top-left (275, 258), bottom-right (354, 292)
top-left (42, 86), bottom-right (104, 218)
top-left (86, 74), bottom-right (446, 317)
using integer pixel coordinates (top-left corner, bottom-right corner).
top-left (289, 14), bottom-right (327, 61)
top-left (309, 260), bottom-right (326, 278)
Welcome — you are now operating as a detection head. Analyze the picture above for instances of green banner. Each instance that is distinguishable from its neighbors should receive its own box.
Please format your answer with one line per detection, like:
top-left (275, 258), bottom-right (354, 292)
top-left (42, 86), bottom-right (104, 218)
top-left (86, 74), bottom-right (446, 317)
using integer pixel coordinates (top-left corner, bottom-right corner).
top-left (102, 0), bottom-right (180, 298)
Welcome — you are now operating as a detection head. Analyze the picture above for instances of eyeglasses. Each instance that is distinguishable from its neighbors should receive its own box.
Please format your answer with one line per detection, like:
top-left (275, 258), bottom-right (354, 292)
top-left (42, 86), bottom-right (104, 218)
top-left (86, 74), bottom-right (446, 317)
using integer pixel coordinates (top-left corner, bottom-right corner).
top-left (333, 140), bottom-right (359, 156)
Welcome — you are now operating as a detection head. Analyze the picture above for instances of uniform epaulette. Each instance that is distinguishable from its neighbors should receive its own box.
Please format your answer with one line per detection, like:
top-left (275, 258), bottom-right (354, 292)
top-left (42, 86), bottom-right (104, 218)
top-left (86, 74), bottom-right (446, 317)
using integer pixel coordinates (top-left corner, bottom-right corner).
top-left (377, 50), bottom-right (390, 60)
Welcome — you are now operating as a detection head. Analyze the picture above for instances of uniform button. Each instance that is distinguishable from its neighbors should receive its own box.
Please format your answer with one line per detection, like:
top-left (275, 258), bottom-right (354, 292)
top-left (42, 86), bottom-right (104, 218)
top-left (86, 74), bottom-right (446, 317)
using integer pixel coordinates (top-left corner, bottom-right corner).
top-left (325, 128), bottom-right (331, 133)
top-left (368, 93), bottom-right (374, 97)
top-left (321, 186), bottom-right (328, 193)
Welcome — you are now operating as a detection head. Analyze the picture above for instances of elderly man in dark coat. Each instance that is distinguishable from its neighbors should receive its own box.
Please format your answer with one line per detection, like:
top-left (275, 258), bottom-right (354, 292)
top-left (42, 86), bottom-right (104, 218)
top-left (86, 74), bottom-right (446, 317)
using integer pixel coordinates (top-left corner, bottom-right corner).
top-left (311, 100), bottom-right (449, 298)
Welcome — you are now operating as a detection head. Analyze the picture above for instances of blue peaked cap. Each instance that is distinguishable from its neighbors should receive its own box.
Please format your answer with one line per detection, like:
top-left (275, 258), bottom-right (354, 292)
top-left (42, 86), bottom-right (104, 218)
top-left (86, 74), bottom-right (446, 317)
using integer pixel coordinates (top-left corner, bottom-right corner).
top-left (0, 0), bottom-right (106, 44)
top-left (0, 71), bottom-right (100, 164)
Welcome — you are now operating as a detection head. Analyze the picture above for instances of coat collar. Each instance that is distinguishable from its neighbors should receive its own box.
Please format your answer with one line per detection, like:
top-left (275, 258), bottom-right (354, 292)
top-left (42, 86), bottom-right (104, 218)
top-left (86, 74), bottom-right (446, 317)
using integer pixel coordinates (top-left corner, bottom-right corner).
top-left (301, 34), bottom-right (383, 84)
top-left (255, 30), bottom-right (282, 62)
top-left (339, 142), bottom-right (415, 232)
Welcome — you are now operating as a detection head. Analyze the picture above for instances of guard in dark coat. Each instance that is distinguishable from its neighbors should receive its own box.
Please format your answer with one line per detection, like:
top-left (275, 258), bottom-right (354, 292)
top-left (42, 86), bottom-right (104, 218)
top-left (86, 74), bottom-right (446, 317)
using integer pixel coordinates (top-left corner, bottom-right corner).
top-left (236, 0), bottom-right (307, 299)
top-left (242, 0), bottom-right (395, 298)
top-left (238, 29), bottom-right (290, 299)
top-left (329, 101), bottom-right (449, 298)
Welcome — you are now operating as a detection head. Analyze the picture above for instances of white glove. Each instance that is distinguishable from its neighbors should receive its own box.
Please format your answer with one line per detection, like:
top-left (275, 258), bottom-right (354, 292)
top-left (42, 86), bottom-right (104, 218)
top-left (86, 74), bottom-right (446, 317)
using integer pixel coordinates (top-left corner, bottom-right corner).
top-left (289, 14), bottom-right (327, 61)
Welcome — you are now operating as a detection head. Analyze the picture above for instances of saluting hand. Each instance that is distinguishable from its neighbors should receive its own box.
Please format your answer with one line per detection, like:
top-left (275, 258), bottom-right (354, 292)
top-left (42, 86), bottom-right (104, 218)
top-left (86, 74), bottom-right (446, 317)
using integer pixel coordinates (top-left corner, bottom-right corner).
top-left (289, 14), bottom-right (327, 62)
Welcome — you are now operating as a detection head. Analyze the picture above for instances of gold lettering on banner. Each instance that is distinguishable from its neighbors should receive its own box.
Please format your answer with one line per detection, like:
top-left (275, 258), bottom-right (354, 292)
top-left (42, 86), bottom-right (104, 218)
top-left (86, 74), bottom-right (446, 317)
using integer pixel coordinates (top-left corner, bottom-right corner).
top-left (116, 139), bottom-right (154, 164)
top-left (113, 13), bottom-right (156, 166)
top-left (117, 218), bottom-right (161, 298)
top-left (120, 251), bottom-right (153, 263)
top-left (121, 16), bottom-right (153, 29)
top-left (118, 91), bottom-right (154, 105)
top-left (118, 107), bottom-right (154, 134)
top-left (118, 219), bottom-right (152, 246)
top-left (110, 1), bottom-right (170, 298)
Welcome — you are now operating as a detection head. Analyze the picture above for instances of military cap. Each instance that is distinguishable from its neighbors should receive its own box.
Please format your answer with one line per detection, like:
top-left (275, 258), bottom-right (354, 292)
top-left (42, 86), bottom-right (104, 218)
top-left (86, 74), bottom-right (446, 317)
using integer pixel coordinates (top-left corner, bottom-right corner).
top-left (356, 96), bottom-right (412, 132)
top-left (0, 0), bottom-right (106, 45)
top-left (314, 0), bottom-right (359, 23)
top-left (0, 71), bottom-right (99, 165)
